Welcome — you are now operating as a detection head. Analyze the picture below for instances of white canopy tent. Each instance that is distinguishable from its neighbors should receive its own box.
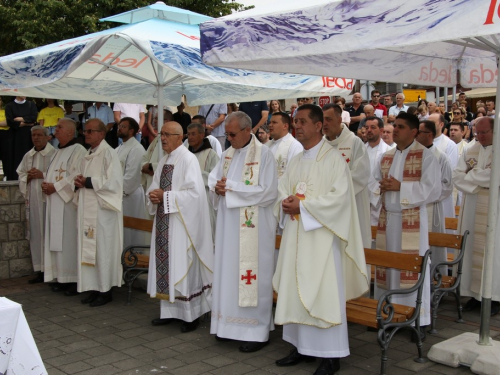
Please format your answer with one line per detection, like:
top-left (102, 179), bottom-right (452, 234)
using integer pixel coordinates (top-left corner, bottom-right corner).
top-left (200, 0), bottom-right (500, 372)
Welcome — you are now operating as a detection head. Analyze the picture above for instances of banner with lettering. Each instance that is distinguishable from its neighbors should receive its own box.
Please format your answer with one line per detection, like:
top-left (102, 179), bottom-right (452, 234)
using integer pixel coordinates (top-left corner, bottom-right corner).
top-left (200, 0), bottom-right (500, 88)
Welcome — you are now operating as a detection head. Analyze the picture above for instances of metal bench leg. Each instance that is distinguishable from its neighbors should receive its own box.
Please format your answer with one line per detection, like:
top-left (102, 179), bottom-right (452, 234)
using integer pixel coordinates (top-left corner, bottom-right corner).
top-left (429, 291), bottom-right (442, 334)
top-left (453, 290), bottom-right (465, 323)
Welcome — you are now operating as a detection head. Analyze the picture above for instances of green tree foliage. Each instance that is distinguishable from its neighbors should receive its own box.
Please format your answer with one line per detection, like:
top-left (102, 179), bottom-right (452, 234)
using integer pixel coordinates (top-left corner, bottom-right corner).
top-left (0, 0), bottom-right (250, 56)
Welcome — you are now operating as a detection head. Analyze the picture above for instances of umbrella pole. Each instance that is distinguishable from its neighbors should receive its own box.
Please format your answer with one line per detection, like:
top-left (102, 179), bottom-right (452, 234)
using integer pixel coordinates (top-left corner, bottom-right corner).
top-left (157, 65), bottom-right (165, 162)
top-left (478, 54), bottom-right (500, 346)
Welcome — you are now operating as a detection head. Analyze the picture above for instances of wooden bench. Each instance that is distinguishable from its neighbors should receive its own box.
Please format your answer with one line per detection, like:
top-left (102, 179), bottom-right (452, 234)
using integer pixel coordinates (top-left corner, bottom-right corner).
top-left (347, 248), bottom-right (431, 375)
top-left (428, 231), bottom-right (469, 334)
top-left (121, 216), bottom-right (154, 304)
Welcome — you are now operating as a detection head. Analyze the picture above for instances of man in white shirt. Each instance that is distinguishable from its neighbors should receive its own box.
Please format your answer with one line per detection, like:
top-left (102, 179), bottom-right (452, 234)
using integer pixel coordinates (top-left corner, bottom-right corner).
top-left (388, 93), bottom-right (409, 117)
top-left (113, 103), bottom-right (145, 144)
top-left (365, 116), bottom-right (390, 226)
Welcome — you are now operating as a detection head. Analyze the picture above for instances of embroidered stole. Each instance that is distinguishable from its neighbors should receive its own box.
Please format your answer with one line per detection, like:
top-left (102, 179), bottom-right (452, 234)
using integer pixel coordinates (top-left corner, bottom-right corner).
top-left (272, 135), bottom-right (294, 179)
top-left (155, 164), bottom-right (174, 300)
top-left (463, 142), bottom-right (490, 296)
top-left (376, 143), bottom-right (424, 289)
top-left (223, 134), bottom-right (262, 307)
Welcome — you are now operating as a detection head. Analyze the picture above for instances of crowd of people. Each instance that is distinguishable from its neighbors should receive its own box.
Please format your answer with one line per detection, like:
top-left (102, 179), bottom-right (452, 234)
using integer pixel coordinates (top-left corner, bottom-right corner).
top-left (3, 90), bottom-right (497, 375)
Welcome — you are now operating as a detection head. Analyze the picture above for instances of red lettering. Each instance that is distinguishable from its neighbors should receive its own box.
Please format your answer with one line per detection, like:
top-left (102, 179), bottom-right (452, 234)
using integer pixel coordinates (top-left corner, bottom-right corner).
top-left (176, 31), bottom-right (200, 41)
top-left (116, 58), bottom-right (136, 68)
top-left (133, 56), bottom-right (148, 68)
top-left (88, 54), bottom-right (101, 64)
top-left (430, 62), bottom-right (438, 82)
top-left (418, 63), bottom-right (453, 84)
top-left (323, 77), bottom-right (337, 88)
top-left (484, 0), bottom-right (499, 25)
top-left (438, 69), bottom-right (447, 84)
top-left (467, 64), bottom-right (498, 84)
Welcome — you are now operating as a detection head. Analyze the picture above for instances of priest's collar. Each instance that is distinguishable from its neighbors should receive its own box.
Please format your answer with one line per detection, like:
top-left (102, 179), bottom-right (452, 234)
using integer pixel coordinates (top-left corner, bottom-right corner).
top-left (396, 140), bottom-right (415, 152)
top-left (189, 137), bottom-right (212, 154)
top-left (238, 136), bottom-right (252, 150)
top-left (34, 144), bottom-right (48, 152)
top-left (59, 138), bottom-right (77, 149)
top-left (302, 139), bottom-right (324, 160)
top-left (14, 98), bottom-right (26, 104)
top-left (426, 144), bottom-right (433, 149)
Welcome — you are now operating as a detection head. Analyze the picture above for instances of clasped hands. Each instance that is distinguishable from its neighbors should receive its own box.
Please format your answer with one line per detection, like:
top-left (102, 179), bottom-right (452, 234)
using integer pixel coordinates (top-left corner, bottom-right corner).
top-left (379, 175), bottom-right (401, 193)
top-left (215, 177), bottom-right (227, 196)
top-left (74, 174), bottom-right (87, 189)
top-left (282, 195), bottom-right (300, 220)
top-left (149, 189), bottom-right (164, 204)
top-left (41, 181), bottom-right (56, 195)
top-left (27, 168), bottom-right (43, 183)
top-left (141, 163), bottom-right (154, 176)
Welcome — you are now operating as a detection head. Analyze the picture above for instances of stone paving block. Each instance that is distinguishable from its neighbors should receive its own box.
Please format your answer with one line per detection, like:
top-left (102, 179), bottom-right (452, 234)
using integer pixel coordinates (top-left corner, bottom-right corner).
top-left (143, 337), bottom-right (185, 350)
top-left (350, 342), bottom-right (382, 359)
top-left (138, 330), bottom-right (171, 342)
top-left (119, 364), bottom-right (167, 374)
top-left (121, 345), bottom-right (153, 357)
top-left (42, 368), bottom-right (67, 375)
top-left (44, 351), bottom-right (93, 367)
top-left (58, 361), bottom-right (94, 374)
top-left (83, 350), bottom-right (129, 367)
top-left (202, 354), bottom-right (237, 368)
top-left (242, 354), bottom-right (276, 368)
top-left (116, 326), bottom-right (156, 339)
top-left (8, 222), bottom-right (25, 240)
top-left (209, 362), bottom-right (257, 375)
top-left (61, 339), bottom-right (100, 353)
top-left (89, 333), bottom-right (123, 345)
top-left (174, 348), bottom-right (219, 364)
top-left (425, 363), bottom-right (474, 374)
top-left (170, 341), bottom-right (203, 354)
top-left (393, 356), bottom-right (436, 372)
top-left (351, 354), bottom-right (395, 373)
top-left (36, 339), bottom-right (64, 351)
top-left (169, 361), bottom-right (217, 375)
top-left (72, 364), bottom-right (122, 375)
top-left (107, 336), bottom-right (149, 350)
top-left (82, 345), bottom-right (116, 357)
top-left (35, 328), bottom-right (75, 342)
top-left (151, 358), bottom-right (185, 372)
top-left (111, 357), bottom-right (148, 370)
top-left (38, 347), bottom-right (66, 360)
top-left (135, 348), bottom-right (179, 363)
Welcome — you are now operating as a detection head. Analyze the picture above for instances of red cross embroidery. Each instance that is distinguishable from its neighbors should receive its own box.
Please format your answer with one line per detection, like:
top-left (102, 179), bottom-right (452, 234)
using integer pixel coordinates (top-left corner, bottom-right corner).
top-left (241, 270), bottom-right (257, 285)
top-left (342, 153), bottom-right (350, 163)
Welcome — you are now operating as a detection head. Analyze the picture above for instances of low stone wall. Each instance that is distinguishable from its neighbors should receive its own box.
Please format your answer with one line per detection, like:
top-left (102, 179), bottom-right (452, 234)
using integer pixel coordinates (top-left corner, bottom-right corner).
top-left (0, 181), bottom-right (33, 279)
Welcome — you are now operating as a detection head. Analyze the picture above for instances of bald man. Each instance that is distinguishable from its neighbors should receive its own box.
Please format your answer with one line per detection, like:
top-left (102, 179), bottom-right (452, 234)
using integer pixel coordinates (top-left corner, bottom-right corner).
top-left (147, 122), bottom-right (213, 333)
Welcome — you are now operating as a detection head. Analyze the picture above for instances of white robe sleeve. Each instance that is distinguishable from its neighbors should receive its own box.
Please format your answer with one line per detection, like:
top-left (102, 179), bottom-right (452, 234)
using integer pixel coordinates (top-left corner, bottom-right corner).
top-left (350, 140), bottom-right (370, 196)
top-left (123, 144), bottom-right (145, 196)
top-left (452, 149), bottom-right (482, 194)
top-left (224, 150), bottom-right (278, 209)
top-left (446, 140), bottom-right (459, 170)
top-left (399, 150), bottom-right (442, 209)
top-left (54, 146), bottom-right (86, 203)
top-left (438, 153), bottom-right (453, 202)
top-left (300, 201), bottom-right (322, 232)
top-left (16, 154), bottom-right (30, 198)
top-left (90, 149), bottom-right (123, 212)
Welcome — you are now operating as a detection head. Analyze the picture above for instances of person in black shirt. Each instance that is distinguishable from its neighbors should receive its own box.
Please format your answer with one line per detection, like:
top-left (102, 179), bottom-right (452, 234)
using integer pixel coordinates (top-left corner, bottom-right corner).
top-left (173, 102), bottom-right (192, 137)
top-left (347, 93), bottom-right (365, 133)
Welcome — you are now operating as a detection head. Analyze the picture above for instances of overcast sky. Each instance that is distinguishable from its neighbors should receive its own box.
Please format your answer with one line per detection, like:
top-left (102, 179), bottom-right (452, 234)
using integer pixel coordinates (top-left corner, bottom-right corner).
top-left (239, 0), bottom-right (269, 11)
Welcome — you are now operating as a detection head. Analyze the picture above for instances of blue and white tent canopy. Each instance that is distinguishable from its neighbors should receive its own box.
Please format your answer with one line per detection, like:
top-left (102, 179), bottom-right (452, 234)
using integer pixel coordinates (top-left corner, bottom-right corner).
top-left (0, 8), bottom-right (352, 105)
top-left (200, 0), bottom-right (500, 88)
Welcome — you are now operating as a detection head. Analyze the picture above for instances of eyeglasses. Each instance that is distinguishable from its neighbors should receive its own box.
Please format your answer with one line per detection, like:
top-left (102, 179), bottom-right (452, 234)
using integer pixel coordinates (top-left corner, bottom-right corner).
top-left (160, 132), bottom-right (181, 137)
top-left (83, 129), bottom-right (102, 134)
top-left (453, 111), bottom-right (462, 115)
top-left (476, 129), bottom-right (492, 136)
top-left (225, 128), bottom-right (245, 138)
top-left (372, 95), bottom-right (380, 98)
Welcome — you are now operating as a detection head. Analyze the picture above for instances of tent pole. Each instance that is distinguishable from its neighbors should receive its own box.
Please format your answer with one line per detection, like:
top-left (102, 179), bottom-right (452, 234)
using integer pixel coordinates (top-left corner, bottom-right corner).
top-left (478, 54), bottom-right (500, 346)
top-left (436, 86), bottom-right (440, 105)
top-left (157, 65), bottom-right (165, 162)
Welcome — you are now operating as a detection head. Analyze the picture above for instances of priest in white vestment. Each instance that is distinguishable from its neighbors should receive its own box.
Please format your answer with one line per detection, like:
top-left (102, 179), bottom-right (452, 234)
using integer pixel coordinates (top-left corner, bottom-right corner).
top-left (453, 117), bottom-right (500, 315)
top-left (416, 120), bottom-right (453, 276)
top-left (322, 103), bottom-right (371, 249)
top-left (146, 122), bottom-right (214, 332)
top-left (116, 117), bottom-right (149, 248)
top-left (17, 126), bottom-right (55, 283)
top-left (449, 122), bottom-right (468, 207)
top-left (42, 119), bottom-right (86, 294)
top-left (141, 135), bottom-right (161, 195)
top-left (365, 117), bottom-right (390, 227)
top-left (74, 118), bottom-right (123, 307)
top-left (186, 122), bottom-right (219, 238)
top-left (375, 113), bottom-right (441, 338)
top-left (183, 115), bottom-right (222, 158)
top-left (208, 111), bottom-right (278, 353)
top-left (273, 104), bottom-right (368, 374)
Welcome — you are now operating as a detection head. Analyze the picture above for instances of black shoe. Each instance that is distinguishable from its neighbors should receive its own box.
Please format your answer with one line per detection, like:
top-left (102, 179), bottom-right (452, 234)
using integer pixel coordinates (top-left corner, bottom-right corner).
top-left (90, 292), bottom-right (113, 307)
top-left (463, 298), bottom-right (481, 311)
top-left (151, 318), bottom-right (173, 326)
top-left (276, 348), bottom-right (316, 367)
top-left (181, 318), bottom-right (199, 333)
top-left (81, 291), bottom-right (100, 304)
top-left (411, 326), bottom-right (427, 343)
top-left (215, 335), bottom-right (231, 342)
top-left (51, 283), bottom-right (69, 292)
top-left (64, 283), bottom-right (79, 296)
top-left (239, 340), bottom-right (269, 353)
top-left (491, 302), bottom-right (500, 316)
top-left (28, 272), bottom-right (44, 284)
top-left (313, 358), bottom-right (340, 375)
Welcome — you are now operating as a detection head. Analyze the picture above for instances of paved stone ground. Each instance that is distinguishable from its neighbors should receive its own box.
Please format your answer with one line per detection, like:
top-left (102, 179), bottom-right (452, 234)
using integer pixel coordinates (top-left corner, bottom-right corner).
top-left (2, 276), bottom-right (500, 375)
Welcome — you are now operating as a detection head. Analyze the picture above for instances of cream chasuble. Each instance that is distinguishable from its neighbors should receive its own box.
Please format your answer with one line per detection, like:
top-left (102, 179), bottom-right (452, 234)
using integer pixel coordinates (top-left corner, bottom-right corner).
top-left (374, 141), bottom-right (441, 326)
top-left (273, 139), bottom-right (368, 357)
top-left (267, 133), bottom-right (303, 180)
top-left (116, 137), bottom-right (149, 249)
top-left (208, 135), bottom-right (277, 342)
top-left (74, 141), bottom-right (123, 293)
top-left (44, 143), bottom-right (86, 283)
top-left (17, 143), bottom-right (56, 272)
top-left (453, 139), bottom-right (468, 206)
top-left (146, 145), bottom-right (214, 322)
top-left (453, 143), bottom-right (500, 301)
top-left (324, 125), bottom-right (371, 249)
top-left (366, 140), bottom-right (391, 226)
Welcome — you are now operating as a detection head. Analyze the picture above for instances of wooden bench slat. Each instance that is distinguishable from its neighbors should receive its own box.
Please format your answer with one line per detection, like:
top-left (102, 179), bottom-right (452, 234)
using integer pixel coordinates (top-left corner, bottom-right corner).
top-left (364, 248), bottom-right (423, 273)
top-left (275, 235), bottom-right (282, 249)
top-left (445, 217), bottom-right (458, 231)
top-left (346, 304), bottom-right (408, 328)
top-left (429, 232), bottom-right (462, 249)
top-left (455, 205), bottom-right (460, 217)
top-left (123, 216), bottom-right (154, 232)
top-left (123, 253), bottom-right (149, 268)
top-left (349, 297), bottom-right (415, 318)
top-left (432, 275), bottom-right (456, 289)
